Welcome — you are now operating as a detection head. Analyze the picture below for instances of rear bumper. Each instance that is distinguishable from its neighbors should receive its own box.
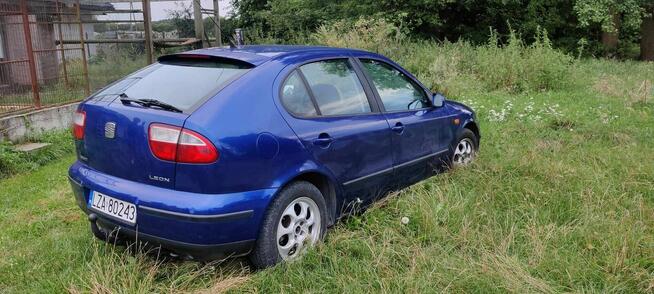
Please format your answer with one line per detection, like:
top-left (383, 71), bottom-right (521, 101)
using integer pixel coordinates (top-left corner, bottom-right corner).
top-left (68, 161), bottom-right (278, 260)
top-left (90, 213), bottom-right (255, 260)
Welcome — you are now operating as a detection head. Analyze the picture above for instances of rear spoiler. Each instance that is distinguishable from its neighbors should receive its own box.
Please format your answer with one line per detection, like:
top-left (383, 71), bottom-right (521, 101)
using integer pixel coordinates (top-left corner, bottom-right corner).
top-left (157, 54), bottom-right (256, 68)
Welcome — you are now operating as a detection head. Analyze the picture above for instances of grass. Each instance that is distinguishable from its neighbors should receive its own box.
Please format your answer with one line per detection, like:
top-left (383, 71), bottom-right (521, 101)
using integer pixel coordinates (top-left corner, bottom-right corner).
top-left (1, 21), bottom-right (653, 293)
top-left (0, 130), bottom-right (75, 179)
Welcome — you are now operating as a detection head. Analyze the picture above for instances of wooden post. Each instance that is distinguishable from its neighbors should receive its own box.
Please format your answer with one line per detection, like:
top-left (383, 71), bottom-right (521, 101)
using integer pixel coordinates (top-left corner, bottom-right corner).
top-left (20, 0), bottom-right (41, 108)
top-left (193, 0), bottom-right (206, 48)
top-left (213, 0), bottom-right (221, 47)
top-left (55, 0), bottom-right (69, 87)
top-left (142, 0), bottom-right (154, 64)
top-left (76, 0), bottom-right (90, 96)
top-left (641, 6), bottom-right (654, 61)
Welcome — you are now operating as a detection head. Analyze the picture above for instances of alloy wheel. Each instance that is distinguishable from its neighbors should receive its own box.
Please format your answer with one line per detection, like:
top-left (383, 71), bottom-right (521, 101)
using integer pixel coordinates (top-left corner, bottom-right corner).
top-left (276, 197), bottom-right (321, 260)
top-left (453, 138), bottom-right (475, 166)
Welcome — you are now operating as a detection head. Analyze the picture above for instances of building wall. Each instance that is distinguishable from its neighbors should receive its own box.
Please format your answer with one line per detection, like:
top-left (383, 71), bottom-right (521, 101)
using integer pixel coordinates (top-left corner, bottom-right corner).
top-left (54, 13), bottom-right (97, 61)
top-left (3, 14), bottom-right (58, 86)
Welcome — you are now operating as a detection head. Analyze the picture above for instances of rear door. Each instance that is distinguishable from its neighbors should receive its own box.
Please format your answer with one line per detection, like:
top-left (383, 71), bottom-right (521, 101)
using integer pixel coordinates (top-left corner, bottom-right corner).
top-left (77, 56), bottom-right (251, 189)
top-left (278, 58), bottom-right (394, 211)
top-left (357, 58), bottom-right (447, 186)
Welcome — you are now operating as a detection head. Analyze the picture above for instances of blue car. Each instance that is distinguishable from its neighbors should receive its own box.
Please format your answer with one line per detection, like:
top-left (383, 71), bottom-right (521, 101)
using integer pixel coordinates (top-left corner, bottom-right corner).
top-left (68, 45), bottom-right (479, 268)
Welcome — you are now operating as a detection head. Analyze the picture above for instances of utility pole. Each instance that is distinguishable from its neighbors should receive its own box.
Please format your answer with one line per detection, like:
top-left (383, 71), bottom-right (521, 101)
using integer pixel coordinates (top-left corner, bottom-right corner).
top-left (20, 0), bottom-right (40, 108)
top-left (76, 0), bottom-right (90, 96)
top-left (213, 0), bottom-right (222, 47)
top-left (142, 0), bottom-right (154, 63)
top-left (193, 0), bottom-right (207, 48)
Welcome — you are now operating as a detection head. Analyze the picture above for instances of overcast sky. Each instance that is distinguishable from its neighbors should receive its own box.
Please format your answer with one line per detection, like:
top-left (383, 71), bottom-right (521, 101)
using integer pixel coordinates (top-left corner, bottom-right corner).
top-left (100, 1), bottom-right (233, 21)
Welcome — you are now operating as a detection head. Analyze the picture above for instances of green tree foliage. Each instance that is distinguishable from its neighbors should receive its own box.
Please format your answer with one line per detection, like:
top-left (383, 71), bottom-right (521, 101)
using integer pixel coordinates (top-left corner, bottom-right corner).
top-left (229, 0), bottom-right (652, 59)
top-left (166, 2), bottom-right (195, 38)
top-left (230, 0), bottom-right (587, 50)
top-left (574, 0), bottom-right (646, 32)
top-left (574, 0), bottom-right (648, 57)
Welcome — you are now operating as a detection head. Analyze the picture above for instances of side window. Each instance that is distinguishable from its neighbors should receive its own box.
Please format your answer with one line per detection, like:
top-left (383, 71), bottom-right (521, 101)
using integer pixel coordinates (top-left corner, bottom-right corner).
top-left (280, 70), bottom-right (317, 117)
top-left (299, 59), bottom-right (371, 116)
top-left (360, 59), bottom-right (430, 112)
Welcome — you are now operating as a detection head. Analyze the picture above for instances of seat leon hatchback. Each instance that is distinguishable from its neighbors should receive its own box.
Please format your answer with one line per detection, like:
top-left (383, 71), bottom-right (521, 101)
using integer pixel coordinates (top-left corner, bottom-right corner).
top-left (69, 45), bottom-right (479, 268)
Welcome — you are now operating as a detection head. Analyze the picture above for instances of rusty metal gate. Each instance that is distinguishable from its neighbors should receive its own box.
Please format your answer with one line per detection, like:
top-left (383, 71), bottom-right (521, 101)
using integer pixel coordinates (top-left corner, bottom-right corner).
top-left (0, 0), bottom-right (155, 116)
top-left (0, 0), bottom-right (227, 117)
top-left (1, 0), bottom-right (91, 114)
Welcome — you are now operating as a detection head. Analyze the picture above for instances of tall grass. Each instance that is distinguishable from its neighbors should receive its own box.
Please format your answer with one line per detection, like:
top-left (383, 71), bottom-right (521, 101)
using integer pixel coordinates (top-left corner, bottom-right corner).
top-left (314, 18), bottom-right (574, 95)
top-left (68, 243), bottom-right (249, 294)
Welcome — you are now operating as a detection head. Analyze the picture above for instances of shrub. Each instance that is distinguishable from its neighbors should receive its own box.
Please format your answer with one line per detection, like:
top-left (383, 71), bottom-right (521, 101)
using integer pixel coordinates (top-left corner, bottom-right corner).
top-left (313, 18), bottom-right (408, 58)
top-left (474, 28), bottom-right (574, 92)
top-left (313, 18), bottom-right (575, 95)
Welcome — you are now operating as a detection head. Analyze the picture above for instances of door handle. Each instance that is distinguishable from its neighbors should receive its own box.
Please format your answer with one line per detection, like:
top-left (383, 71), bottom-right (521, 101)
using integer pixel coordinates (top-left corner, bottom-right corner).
top-left (313, 133), bottom-right (333, 147)
top-left (391, 122), bottom-right (405, 134)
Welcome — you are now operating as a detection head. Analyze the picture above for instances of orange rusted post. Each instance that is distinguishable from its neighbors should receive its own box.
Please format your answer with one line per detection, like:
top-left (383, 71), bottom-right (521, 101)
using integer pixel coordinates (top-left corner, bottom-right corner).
top-left (20, 0), bottom-right (41, 108)
top-left (56, 0), bottom-right (70, 87)
top-left (76, 0), bottom-right (90, 96)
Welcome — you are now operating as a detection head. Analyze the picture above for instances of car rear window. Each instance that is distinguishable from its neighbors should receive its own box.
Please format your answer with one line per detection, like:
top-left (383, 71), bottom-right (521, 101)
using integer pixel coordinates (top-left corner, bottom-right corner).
top-left (96, 57), bottom-right (252, 112)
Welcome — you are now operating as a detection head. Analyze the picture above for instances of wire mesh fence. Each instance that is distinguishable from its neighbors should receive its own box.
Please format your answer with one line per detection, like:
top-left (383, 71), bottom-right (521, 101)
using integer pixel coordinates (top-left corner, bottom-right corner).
top-left (0, 0), bottom-right (223, 117)
top-left (1, 0), bottom-right (87, 114)
top-left (0, 0), bottom-right (154, 116)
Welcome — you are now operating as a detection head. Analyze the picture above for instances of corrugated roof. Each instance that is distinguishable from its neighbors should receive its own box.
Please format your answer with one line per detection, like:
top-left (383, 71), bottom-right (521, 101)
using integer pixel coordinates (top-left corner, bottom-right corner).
top-left (0, 0), bottom-right (114, 12)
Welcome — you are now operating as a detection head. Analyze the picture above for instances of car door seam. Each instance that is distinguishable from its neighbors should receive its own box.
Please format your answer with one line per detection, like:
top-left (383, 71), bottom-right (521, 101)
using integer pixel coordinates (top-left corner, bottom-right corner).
top-left (393, 149), bottom-right (448, 170)
top-left (343, 148), bottom-right (448, 187)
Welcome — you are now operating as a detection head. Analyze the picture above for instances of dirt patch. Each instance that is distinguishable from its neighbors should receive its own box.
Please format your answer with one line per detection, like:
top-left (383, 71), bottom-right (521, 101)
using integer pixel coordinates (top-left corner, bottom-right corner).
top-left (611, 132), bottom-right (633, 145)
top-left (593, 75), bottom-right (652, 106)
top-left (535, 139), bottom-right (563, 152)
top-left (549, 119), bottom-right (576, 131)
top-left (193, 276), bottom-right (250, 294)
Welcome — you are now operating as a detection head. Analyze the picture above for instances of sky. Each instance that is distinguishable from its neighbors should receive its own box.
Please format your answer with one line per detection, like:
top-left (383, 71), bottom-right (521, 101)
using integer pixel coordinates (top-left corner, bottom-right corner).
top-left (100, 0), bottom-right (233, 21)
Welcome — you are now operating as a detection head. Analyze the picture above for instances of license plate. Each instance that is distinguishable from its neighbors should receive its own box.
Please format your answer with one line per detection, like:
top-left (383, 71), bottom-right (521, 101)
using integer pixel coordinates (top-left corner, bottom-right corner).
top-left (89, 191), bottom-right (137, 224)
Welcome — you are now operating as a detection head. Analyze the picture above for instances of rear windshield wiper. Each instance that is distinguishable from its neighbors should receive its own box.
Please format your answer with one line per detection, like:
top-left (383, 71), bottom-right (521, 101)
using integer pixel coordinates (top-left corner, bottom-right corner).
top-left (119, 93), bottom-right (183, 113)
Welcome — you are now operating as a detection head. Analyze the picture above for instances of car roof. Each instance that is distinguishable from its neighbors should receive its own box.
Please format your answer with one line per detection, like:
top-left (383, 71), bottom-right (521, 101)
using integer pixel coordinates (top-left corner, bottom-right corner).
top-left (166, 45), bottom-right (374, 66)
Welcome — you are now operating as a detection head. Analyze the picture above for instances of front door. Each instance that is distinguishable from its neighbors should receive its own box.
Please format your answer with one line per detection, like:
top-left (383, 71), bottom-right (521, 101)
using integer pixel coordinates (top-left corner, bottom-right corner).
top-left (357, 58), bottom-right (444, 186)
top-left (279, 58), bottom-right (394, 213)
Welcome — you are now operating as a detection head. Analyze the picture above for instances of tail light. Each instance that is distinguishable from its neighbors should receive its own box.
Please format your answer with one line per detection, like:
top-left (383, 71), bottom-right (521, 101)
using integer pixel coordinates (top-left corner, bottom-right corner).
top-left (148, 123), bottom-right (219, 164)
top-left (73, 110), bottom-right (86, 140)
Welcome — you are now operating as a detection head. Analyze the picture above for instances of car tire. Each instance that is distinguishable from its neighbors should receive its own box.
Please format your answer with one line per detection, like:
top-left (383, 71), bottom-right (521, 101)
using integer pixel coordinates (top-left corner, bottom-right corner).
top-left (449, 128), bottom-right (478, 167)
top-left (249, 181), bottom-right (328, 269)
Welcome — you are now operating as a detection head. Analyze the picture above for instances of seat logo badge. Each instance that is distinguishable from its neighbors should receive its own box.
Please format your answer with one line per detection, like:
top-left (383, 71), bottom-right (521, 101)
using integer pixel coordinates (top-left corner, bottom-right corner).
top-left (104, 122), bottom-right (116, 139)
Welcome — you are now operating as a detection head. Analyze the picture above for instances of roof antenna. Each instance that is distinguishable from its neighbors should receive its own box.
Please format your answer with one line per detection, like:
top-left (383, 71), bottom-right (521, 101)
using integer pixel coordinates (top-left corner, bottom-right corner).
top-left (234, 28), bottom-right (244, 48)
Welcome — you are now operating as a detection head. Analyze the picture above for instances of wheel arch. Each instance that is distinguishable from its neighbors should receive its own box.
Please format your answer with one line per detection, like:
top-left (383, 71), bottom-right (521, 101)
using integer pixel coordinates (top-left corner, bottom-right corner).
top-left (463, 120), bottom-right (480, 141)
top-left (276, 171), bottom-right (339, 226)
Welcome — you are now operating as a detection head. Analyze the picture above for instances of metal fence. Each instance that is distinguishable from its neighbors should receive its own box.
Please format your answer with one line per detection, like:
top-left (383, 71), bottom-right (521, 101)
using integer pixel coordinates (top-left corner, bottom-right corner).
top-left (0, 0), bottom-right (226, 117)
top-left (0, 0), bottom-right (155, 116)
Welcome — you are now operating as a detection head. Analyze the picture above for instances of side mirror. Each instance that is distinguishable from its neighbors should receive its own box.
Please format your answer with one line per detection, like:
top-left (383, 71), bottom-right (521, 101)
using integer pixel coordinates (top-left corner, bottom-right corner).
top-left (432, 92), bottom-right (445, 107)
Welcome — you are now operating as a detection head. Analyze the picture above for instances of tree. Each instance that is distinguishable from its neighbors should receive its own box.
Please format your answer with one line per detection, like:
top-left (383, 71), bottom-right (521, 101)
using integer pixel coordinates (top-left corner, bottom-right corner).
top-left (641, 4), bottom-right (654, 61)
top-left (166, 2), bottom-right (195, 38)
top-left (229, 0), bottom-right (651, 60)
top-left (574, 0), bottom-right (646, 57)
top-left (230, 0), bottom-right (270, 29)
